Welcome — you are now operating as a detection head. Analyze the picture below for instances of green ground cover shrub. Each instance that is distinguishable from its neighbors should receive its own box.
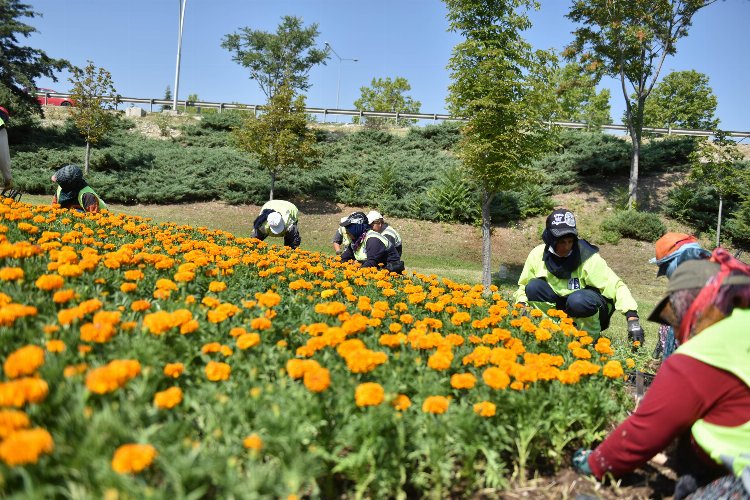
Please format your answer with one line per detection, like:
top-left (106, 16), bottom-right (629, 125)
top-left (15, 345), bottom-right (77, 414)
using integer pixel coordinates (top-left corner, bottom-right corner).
top-left (599, 210), bottom-right (666, 244)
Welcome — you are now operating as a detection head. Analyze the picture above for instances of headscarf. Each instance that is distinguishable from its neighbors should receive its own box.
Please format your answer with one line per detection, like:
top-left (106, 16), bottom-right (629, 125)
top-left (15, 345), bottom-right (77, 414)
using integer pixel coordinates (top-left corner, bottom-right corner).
top-left (652, 242), bottom-right (711, 278)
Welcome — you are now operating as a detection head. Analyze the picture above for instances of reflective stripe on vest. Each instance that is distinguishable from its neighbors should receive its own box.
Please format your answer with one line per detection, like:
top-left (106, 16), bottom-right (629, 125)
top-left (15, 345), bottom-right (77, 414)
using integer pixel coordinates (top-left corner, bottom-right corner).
top-left (354, 231), bottom-right (390, 262)
top-left (382, 225), bottom-right (401, 247)
top-left (676, 309), bottom-right (750, 480)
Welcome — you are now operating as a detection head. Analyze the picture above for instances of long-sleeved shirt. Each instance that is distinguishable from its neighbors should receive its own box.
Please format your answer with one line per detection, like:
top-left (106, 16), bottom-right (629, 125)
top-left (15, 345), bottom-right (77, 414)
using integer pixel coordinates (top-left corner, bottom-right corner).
top-left (588, 353), bottom-right (750, 479)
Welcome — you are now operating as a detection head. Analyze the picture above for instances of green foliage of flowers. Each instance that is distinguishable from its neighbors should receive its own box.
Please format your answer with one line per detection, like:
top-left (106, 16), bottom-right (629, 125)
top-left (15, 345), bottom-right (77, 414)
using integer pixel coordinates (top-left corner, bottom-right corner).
top-left (0, 198), bottom-right (634, 497)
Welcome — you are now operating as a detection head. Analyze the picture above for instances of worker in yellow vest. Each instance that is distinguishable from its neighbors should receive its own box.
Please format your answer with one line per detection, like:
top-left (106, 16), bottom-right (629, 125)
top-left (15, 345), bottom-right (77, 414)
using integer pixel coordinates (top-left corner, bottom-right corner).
top-left (340, 212), bottom-right (403, 273)
top-left (573, 252), bottom-right (750, 499)
top-left (367, 210), bottom-right (402, 257)
top-left (251, 199), bottom-right (300, 249)
top-left (51, 165), bottom-right (107, 213)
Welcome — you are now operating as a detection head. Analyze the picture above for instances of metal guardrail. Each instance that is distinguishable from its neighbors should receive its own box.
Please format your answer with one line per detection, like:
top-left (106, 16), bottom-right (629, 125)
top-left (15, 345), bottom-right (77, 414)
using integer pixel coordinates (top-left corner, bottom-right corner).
top-left (36, 91), bottom-right (750, 139)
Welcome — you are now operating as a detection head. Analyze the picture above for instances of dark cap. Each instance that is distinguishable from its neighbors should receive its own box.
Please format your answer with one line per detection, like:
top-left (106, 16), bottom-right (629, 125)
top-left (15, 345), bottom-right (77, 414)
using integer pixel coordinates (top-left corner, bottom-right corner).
top-left (647, 260), bottom-right (750, 323)
top-left (546, 209), bottom-right (578, 238)
top-left (340, 211), bottom-right (367, 227)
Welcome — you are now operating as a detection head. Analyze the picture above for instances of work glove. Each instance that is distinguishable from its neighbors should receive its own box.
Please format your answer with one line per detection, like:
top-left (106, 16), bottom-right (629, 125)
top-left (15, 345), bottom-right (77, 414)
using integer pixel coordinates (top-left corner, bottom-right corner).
top-left (628, 319), bottom-right (645, 351)
top-left (572, 448), bottom-right (593, 476)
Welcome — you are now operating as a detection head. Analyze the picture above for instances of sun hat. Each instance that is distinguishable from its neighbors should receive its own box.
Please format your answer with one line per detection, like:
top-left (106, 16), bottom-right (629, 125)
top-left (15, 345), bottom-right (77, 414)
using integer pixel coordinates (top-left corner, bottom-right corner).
top-left (654, 232), bottom-right (697, 261)
top-left (647, 259), bottom-right (750, 323)
top-left (267, 212), bottom-right (285, 234)
top-left (546, 209), bottom-right (578, 238)
top-left (367, 210), bottom-right (384, 224)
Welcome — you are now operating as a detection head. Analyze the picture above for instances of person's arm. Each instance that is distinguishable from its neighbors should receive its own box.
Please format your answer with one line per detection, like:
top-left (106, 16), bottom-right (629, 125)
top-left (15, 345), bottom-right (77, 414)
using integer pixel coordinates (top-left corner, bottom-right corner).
top-left (284, 224), bottom-right (301, 249)
top-left (332, 230), bottom-right (343, 254)
top-left (340, 245), bottom-right (355, 261)
top-left (361, 237), bottom-right (387, 268)
top-left (513, 246), bottom-right (541, 304)
top-left (587, 354), bottom-right (733, 479)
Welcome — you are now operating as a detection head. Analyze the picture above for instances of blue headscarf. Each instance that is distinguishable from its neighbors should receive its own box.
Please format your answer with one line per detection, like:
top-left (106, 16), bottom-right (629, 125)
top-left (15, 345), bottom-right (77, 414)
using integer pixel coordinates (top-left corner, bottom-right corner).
top-left (651, 243), bottom-right (711, 278)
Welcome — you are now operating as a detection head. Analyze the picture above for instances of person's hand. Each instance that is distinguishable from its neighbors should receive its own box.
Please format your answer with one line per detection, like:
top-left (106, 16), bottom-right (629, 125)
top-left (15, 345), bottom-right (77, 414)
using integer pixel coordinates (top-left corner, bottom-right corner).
top-left (572, 448), bottom-right (593, 476)
top-left (628, 319), bottom-right (645, 351)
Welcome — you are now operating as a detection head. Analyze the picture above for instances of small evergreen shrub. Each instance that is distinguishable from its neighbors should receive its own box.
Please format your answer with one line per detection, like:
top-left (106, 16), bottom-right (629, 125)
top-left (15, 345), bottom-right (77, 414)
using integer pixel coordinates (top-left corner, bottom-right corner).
top-left (599, 210), bottom-right (666, 243)
top-left (641, 136), bottom-right (697, 172)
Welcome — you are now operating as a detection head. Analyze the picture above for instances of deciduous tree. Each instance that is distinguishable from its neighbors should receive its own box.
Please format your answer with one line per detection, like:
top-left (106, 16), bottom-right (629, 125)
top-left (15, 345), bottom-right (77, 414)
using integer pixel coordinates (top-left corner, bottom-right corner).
top-left (232, 84), bottom-right (318, 200)
top-left (552, 61), bottom-right (611, 129)
top-left (353, 77), bottom-right (422, 129)
top-left (641, 70), bottom-right (718, 131)
top-left (69, 61), bottom-right (118, 175)
top-left (221, 16), bottom-right (328, 100)
top-left (689, 134), bottom-right (746, 247)
top-left (445, 0), bottom-right (556, 293)
top-left (567, 0), bottom-right (718, 208)
top-left (0, 0), bottom-right (69, 124)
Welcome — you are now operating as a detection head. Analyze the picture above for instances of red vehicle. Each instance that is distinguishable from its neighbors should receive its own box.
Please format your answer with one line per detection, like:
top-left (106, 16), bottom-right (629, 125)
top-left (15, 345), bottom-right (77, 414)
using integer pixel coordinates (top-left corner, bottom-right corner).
top-left (35, 88), bottom-right (75, 106)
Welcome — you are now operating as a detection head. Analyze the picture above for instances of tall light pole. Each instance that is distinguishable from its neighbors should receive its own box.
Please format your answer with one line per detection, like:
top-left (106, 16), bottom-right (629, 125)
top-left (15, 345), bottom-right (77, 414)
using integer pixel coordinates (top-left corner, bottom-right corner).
top-left (173, 0), bottom-right (187, 111)
top-left (324, 42), bottom-right (358, 121)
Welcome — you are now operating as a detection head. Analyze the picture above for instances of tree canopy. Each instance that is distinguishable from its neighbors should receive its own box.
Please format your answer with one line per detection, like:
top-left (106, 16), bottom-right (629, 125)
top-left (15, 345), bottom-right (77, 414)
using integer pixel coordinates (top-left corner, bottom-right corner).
top-left (551, 60), bottom-right (611, 129)
top-left (221, 16), bottom-right (329, 100)
top-left (641, 70), bottom-right (719, 131)
top-left (567, 0), bottom-right (718, 208)
top-left (353, 77), bottom-right (422, 128)
top-left (445, 0), bottom-right (555, 292)
top-left (69, 61), bottom-right (118, 174)
top-left (0, 0), bottom-right (69, 122)
top-left (232, 84), bottom-right (318, 201)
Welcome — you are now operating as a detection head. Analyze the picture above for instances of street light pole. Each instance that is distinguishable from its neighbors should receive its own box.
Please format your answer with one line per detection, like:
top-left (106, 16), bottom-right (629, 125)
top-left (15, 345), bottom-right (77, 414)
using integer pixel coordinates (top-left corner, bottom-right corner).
top-left (324, 42), bottom-right (358, 122)
top-left (173, 0), bottom-right (187, 111)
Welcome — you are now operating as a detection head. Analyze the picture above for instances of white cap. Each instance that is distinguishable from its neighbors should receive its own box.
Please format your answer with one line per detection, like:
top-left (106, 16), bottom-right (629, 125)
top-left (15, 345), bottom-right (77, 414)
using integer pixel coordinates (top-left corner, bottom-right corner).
top-left (267, 212), bottom-right (285, 234)
top-left (367, 210), bottom-right (383, 224)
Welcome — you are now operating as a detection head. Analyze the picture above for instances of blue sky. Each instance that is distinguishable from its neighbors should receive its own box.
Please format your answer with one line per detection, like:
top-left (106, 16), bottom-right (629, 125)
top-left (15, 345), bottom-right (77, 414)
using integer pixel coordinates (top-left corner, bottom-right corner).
top-left (27, 0), bottom-right (750, 132)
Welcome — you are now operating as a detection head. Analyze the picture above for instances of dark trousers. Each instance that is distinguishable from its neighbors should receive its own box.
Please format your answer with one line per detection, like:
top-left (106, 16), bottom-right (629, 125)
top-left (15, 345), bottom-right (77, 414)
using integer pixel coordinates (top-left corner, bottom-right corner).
top-left (525, 278), bottom-right (613, 331)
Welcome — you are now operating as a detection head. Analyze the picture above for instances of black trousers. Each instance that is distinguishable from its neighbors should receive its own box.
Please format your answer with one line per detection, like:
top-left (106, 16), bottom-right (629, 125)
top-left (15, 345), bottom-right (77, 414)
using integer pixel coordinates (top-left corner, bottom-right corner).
top-left (525, 278), bottom-right (614, 331)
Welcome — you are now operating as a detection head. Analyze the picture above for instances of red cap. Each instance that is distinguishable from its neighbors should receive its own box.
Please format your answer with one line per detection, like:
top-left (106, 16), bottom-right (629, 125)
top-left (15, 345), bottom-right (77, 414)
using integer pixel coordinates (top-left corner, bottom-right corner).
top-left (654, 232), bottom-right (697, 260)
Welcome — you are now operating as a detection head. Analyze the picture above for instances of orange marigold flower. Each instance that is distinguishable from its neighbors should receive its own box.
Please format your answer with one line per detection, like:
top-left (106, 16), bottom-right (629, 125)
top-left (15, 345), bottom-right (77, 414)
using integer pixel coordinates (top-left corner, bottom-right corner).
top-left (131, 300), bottom-right (151, 312)
top-left (355, 382), bottom-right (385, 407)
top-left (155, 278), bottom-right (177, 291)
top-left (0, 428), bottom-right (54, 466)
top-left (237, 333), bottom-right (261, 350)
top-left (0, 377), bottom-right (49, 407)
top-left (56, 263), bottom-right (82, 278)
top-left (154, 386), bottom-right (183, 409)
top-left (120, 282), bottom-right (137, 293)
top-left (391, 394), bottom-right (412, 411)
top-left (229, 327), bottom-right (247, 337)
top-left (180, 319), bottom-right (199, 335)
top-left (255, 290), bottom-right (281, 308)
top-left (510, 381), bottom-right (525, 391)
top-left (35, 274), bottom-right (64, 291)
top-left (243, 433), bottom-right (264, 451)
top-left (163, 363), bottom-right (184, 378)
top-left (286, 359), bottom-right (320, 379)
top-left (303, 366), bottom-right (330, 393)
top-left (572, 347), bottom-right (592, 360)
top-left (205, 361), bottom-right (231, 381)
top-left (557, 369), bottom-right (581, 385)
top-left (473, 401), bottom-right (497, 417)
top-left (250, 317), bottom-right (272, 331)
top-left (482, 367), bottom-right (510, 390)
top-left (625, 358), bottom-right (636, 369)
top-left (530, 308), bottom-right (543, 318)
top-left (45, 340), bottom-right (65, 353)
top-left (86, 360), bottom-right (141, 394)
top-left (422, 395), bottom-right (450, 414)
top-left (450, 372), bottom-right (477, 389)
top-left (0, 267), bottom-right (24, 281)
top-left (208, 281), bottom-right (227, 292)
top-left (0, 409), bottom-right (30, 438)
top-left (123, 270), bottom-right (144, 281)
top-left (53, 289), bottom-right (76, 304)
top-left (4, 345), bottom-right (45, 379)
top-left (602, 360), bottom-right (625, 379)
top-left (111, 443), bottom-right (157, 474)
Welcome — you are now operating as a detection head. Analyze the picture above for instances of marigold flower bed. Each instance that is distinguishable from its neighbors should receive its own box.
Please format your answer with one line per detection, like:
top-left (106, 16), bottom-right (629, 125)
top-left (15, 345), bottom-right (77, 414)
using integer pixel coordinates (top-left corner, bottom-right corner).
top-left (0, 199), bottom-right (632, 497)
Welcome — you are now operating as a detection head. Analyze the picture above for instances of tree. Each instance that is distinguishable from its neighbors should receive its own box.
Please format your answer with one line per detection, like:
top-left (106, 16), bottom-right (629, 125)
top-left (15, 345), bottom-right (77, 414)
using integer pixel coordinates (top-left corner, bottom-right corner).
top-left (221, 16), bottom-right (328, 100)
top-left (689, 134), bottom-right (746, 247)
top-left (641, 70), bottom-right (719, 130)
top-left (445, 0), bottom-right (556, 294)
top-left (232, 84), bottom-right (318, 200)
top-left (552, 61), bottom-right (611, 129)
top-left (161, 85), bottom-right (172, 111)
top-left (353, 77), bottom-right (422, 129)
top-left (0, 0), bottom-right (69, 124)
top-left (567, 0), bottom-right (718, 209)
top-left (69, 61), bottom-right (118, 175)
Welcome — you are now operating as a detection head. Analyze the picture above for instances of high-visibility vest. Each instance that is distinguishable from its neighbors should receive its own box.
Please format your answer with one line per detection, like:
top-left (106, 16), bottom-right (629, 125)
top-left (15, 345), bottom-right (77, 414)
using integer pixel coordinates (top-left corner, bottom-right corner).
top-left (353, 230), bottom-right (391, 262)
top-left (676, 308), bottom-right (750, 481)
top-left (259, 200), bottom-right (298, 236)
top-left (338, 226), bottom-right (351, 248)
top-left (56, 185), bottom-right (107, 211)
top-left (382, 225), bottom-right (401, 248)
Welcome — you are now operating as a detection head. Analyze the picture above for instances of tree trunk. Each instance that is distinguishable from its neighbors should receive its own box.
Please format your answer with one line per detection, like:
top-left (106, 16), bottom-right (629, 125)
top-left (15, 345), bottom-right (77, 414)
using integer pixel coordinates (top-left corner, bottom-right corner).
top-left (628, 136), bottom-right (640, 209)
top-left (84, 141), bottom-right (91, 175)
top-left (269, 171), bottom-right (276, 201)
top-left (716, 194), bottom-right (723, 248)
top-left (481, 189), bottom-right (494, 295)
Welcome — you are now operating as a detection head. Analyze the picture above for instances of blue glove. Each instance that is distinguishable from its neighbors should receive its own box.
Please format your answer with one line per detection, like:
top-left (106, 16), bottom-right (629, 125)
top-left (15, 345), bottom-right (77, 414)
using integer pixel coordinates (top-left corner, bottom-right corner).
top-left (572, 448), bottom-right (593, 476)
